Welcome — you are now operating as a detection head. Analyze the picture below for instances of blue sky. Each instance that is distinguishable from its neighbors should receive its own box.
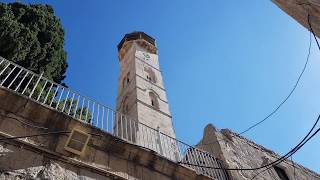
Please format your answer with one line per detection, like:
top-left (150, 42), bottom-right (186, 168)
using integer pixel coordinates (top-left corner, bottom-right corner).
top-left (4, 0), bottom-right (320, 172)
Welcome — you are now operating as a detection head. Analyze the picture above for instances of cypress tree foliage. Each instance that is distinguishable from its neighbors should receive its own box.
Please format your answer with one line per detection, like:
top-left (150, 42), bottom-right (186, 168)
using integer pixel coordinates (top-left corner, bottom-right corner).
top-left (0, 2), bottom-right (67, 84)
top-left (0, 3), bottom-right (92, 122)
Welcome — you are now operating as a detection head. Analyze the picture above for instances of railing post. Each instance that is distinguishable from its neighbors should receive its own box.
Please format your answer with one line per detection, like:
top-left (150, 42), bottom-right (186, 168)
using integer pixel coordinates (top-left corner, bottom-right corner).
top-left (157, 126), bottom-right (164, 156)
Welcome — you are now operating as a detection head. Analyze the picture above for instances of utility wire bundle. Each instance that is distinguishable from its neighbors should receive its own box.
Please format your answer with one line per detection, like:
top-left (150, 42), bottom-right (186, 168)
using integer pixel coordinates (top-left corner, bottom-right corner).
top-left (200, 12), bottom-right (320, 147)
top-left (181, 12), bottom-right (320, 179)
top-left (179, 114), bottom-right (320, 174)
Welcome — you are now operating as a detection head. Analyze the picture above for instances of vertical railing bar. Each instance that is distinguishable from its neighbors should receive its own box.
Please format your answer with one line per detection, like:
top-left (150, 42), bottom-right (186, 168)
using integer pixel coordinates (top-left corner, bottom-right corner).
top-left (163, 135), bottom-right (170, 160)
top-left (144, 125), bottom-right (149, 148)
top-left (0, 62), bottom-right (10, 76)
top-left (200, 151), bottom-right (208, 176)
top-left (101, 107), bottom-right (105, 130)
top-left (15, 71), bottom-right (28, 91)
top-left (146, 125), bottom-right (150, 149)
top-left (55, 87), bottom-right (64, 109)
top-left (125, 116), bottom-right (128, 140)
top-left (147, 127), bottom-right (152, 150)
top-left (129, 118), bottom-right (133, 142)
top-left (192, 149), bottom-right (199, 173)
top-left (0, 66), bottom-right (17, 86)
top-left (179, 141), bottom-right (184, 161)
top-left (152, 129), bottom-right (156, 151)
top-left (153, 129), bottom-right (158, 151)
top-left (123, 116), bottom-right (126, 139)
top-left (202, 152), bottom-right (212, 177)
top-left (196, 149), bottom-right (203, 173)
top-left (37, 80), bottom-right (48, 101)
top-left (175, 140), bottom-right (181, 162)
top-left (222, 161), bottom-right (229, 180)
top-left (85, 100), bottom-right (90, 122)
top-left (29, 72), bottom-right (43, 98)
top-left (207, 155), bottom-right (214, 178)
top-left (120, 114), bottom-right (123, 138)
top-left (133, 120), bottom-right (137, 144)
top-left (140, 124), bottom-right (145, 147)
top-left (96, 104), bottom-right (100, 127)
top-left (73, 94), bottom-right (80, 118)
top-left (188, 148), bottom-right (196, 170)
top-left (106, 108), bottom-right (109, 132)
top-left (209, 156), bottom-right (216, 178)
top-left (91, 102), bottom-right (95, 125)
top-left (117, 113), bottom-right (120, 137)
top-left (113, 111), bottom-right (119, 136)
top-left (220, 160), bottom-right (228, 180)
top-left (209, 155), bottom-right (218, 179)
top-left (8, 68), bottom-right (23, 88)
top-left (67, 92), bottom-right (75, 115)
top-left (173, 141), bottom-right (179, 162)
top-left (157, 127), bottom-right (163, 155)
top-left (43, 82), bottom-right (53, 104)
top-left (79, 97), bottom-right (85, 120)
top-left (61, 89), bottom-right (70, 112)
top-left (140, 124), bottom-right (146, 148)
top-left (22, 74), bottom-right (34, 95)
top-left (214, 158), bottom-right (223, 179)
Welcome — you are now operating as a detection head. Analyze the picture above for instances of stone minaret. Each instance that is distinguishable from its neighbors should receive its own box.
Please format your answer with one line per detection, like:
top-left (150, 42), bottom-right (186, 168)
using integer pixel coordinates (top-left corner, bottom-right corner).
top-left (116, 32), bottom-right (177, 157)
top-left (116, 31), bottom-right (176, 137)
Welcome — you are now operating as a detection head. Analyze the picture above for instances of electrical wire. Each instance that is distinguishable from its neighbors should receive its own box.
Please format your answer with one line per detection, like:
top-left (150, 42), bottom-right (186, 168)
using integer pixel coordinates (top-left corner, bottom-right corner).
top-left (199, 20), bottom-right (313, 146)
top-left (249, 12), bottom-right (320, 179)
top-left (179, 117), bottom-right (320, 171)
top-left (250, 126), bottom-right (320, 179)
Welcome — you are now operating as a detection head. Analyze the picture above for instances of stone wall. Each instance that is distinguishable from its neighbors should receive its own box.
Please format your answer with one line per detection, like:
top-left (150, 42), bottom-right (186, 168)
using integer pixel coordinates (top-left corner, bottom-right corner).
top-left (197, 124), bottom-right (320, 180)
top-left (0, 87), bottom-right (212, 180)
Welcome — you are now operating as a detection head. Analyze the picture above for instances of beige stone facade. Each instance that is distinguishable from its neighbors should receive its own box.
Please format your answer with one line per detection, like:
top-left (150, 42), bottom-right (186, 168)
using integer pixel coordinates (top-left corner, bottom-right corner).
top-left (0, 87), bottom-right (212, 180)
top-left (197, 124), bottom-right (320, 180)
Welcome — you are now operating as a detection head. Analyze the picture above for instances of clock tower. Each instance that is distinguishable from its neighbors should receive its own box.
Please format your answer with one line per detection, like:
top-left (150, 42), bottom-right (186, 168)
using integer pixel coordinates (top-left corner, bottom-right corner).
top-left (116, 32), bottom-right (177, 157)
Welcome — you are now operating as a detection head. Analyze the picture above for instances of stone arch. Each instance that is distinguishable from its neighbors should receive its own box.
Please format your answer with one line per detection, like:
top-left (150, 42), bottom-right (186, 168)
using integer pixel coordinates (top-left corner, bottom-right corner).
top-left (148, 90), bottom-right (159, 109)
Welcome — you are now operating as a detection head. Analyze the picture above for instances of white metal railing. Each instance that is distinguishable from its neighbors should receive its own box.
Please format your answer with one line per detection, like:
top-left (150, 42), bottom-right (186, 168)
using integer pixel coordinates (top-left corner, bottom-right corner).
top-left (0, 56), bottom-right (229, 180)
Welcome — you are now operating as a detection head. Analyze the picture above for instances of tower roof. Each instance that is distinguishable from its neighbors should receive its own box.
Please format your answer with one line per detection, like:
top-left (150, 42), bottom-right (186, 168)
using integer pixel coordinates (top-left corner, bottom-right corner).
top-left (117, 31), bottom-right (156, 51)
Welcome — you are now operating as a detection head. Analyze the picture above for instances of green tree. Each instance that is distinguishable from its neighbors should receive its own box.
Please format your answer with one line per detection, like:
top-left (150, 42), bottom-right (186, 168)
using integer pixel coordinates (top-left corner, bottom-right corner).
top-left (0, 3), bottom-right (92, 123)
top-left (0, 2), bottom-right (67, 84)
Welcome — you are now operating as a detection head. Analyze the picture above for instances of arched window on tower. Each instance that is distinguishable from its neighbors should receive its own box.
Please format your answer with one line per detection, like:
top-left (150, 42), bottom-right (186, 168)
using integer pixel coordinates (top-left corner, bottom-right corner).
top-left (149, 91), bottom-right (159, 109)
top-left (144, 67), bottom-right (157, 84)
